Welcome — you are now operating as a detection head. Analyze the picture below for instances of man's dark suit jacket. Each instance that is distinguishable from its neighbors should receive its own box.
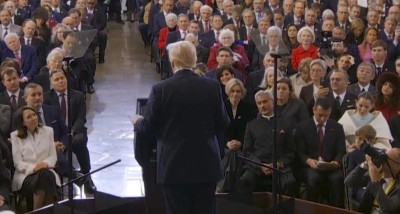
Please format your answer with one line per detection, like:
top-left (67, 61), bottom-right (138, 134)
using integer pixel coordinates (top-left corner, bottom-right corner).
top-left (135, 69), bottom-right (230, 184)
top-left (32, 67), bottom-right (51, 92)
top-left (390, 114), bottom-right (400, 148)
top-left (327, 91), bottom-right (357, 121)
top-left (344, 166), bottom-right (400, 213)
top-left (334, 20), bottom-right (351, 34)
top-left (89, 5), bottom-right (107, 30)
top-left (44, 89), bottom-right (87, 135)
top-left (20, 36), bottom-right (47, 69)
top-left (283, 14), bottom-right (304, 28)
top-left (196, 45), bottom-right (209, 64)
top-left (166, 30), bottom-right (183, 46)
top-left (370, 60), bottom-right (396, 85)
top-left (296, 118), bottom-right (346, 164)
top-left (278, 98), bottom-right (310, 125)
top-left (2, 45), bottom-right (38, 81)
top-left (245, 69), bottom-right (264, 105)
top-left (0, 151), bottom-right (10, 204)
top-left (15, 8), bottom-right (29, 21)
top-left (0, 90), bottom-right (26, 112)
top-left (347, 83), bottom-right (376, 96)
top-left (223, 19), bottom-right (244, 29)
top-left (200, 30), bottom-right (217, 48)
top-left (153, 12), bottom-right (167, 36)
top-left (199, 20), bottom-right (211, 34)
top-left (42, 104), bottom-right (68, 145)
top-left (242, 115), bottom-right (295, 173)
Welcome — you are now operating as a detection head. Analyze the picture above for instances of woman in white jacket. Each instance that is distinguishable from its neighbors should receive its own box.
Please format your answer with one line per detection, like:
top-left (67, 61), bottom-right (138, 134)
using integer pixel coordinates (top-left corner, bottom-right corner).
top-left (338, 92), bottom-right (392, 173)
top-left (11, 106), bottom-right (60, 210)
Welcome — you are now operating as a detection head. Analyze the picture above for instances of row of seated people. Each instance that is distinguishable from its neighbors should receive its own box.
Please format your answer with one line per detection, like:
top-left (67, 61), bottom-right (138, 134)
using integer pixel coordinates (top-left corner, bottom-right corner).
top-left (0, 0), bottom-right (109, 94)
top-left (0, 62), bottom-right (95, 211)
top-left (198, 53), bottom-right (400, 212)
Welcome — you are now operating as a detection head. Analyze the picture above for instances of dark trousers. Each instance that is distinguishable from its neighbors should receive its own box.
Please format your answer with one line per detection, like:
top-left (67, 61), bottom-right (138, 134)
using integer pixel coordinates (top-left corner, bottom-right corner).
top-left (139, 23), bottom-right (150, 45)
top-left (109, 0), bottom-right (122, 20)
top-left (162, 182), bottom-right (216, 214)
top-left (306, 168), bottom-right (344, 208)
top-left (239, 168), bottom-right (297, 196)
top-left (72, 133), bottom-right (91, 173)
top-left (98, 31), bottom-right (108, 57)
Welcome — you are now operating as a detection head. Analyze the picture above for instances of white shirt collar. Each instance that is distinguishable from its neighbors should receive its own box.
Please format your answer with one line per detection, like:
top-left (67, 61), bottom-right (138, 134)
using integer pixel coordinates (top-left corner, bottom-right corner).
top-left (313, 116), bottom-right (327, 127)
top-left (7, 89), bottom-right (19, 98)
top-left (332, 91), bottom-right (346, 103)
top-left (358, 83), bottom-right (370, 91)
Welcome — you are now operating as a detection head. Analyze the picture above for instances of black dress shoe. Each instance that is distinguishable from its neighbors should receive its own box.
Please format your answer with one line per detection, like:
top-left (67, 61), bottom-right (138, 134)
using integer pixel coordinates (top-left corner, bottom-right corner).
top-left (116, 19), bottom-right (125, 24)
top-left (87, 85), bottom-right (95, 94)
top-left (84, 176), bottom-right (96, 194)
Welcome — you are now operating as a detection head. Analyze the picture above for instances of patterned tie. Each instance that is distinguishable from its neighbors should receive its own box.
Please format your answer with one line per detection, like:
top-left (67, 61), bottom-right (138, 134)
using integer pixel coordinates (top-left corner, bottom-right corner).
top-left (3, 27), bottom-right (8, 38)
top-left (60, 93), bottom-right (67, 123)
top-left (14, 51), bottom-right (21, 63)
top-left (10, 95), bottom-right (17, 112)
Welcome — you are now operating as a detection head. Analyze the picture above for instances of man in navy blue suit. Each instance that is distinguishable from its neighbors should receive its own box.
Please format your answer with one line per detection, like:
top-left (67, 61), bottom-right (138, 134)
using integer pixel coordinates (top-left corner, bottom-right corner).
top-left (166, 14), bottom-right (190, 46)
top-left (134, 41), bottom-right (229, 214)
top-left (2, 33), bottom-right (38, 83)
top-left (153, 0), bottom-right (176, 37)
top-left (23, 83), bottom-right (69, 176)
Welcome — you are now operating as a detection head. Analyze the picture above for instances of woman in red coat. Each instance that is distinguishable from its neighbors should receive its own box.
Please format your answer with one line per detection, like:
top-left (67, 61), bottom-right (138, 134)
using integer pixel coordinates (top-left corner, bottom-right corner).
top-left (158, 13), bottom-right (178, 57)
top-left (207, 29), bottom-right (249, 75)
top-left (291, 26), bottom-right (319, 71)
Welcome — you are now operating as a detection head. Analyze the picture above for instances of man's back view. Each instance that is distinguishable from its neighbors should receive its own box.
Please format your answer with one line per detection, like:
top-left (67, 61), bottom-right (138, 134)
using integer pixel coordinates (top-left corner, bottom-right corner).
top-left (134, 41), bottom-right (229, 214)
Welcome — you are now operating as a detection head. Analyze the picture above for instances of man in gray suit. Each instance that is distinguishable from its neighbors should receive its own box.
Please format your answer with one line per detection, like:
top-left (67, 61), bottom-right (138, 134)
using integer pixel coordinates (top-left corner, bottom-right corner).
top-left (0, 9), bottom-right (21, 41)
top-left (347, 62), bottom-right (376, 96)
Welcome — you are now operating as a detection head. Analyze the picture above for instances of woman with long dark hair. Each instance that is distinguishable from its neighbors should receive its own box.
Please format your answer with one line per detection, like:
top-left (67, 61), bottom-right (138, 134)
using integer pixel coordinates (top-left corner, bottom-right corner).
top-left (283, 23), bottom-right (299, 53)
top-left (375, 72), bottom-right (400, 124)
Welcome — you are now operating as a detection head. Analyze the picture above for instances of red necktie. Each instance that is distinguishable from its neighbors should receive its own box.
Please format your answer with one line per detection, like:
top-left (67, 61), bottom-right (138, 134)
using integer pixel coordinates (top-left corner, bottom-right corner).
top-left (14, 51), bottom-right (21, 63)
top-left (236, 22), bottom-right (240, 29)
top-left (205, 22), bottom-right (209, 32)
top-left (60, 93), bottom-right (67, 123)
top-left (216, 31), bottom-right (220, 42)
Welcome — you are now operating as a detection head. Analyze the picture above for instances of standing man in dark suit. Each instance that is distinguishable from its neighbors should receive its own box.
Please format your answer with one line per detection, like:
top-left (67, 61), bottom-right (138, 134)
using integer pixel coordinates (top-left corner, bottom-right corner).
top-left (296, 97), bottom-right (346, 208)
top-left (0, 67), bottom-right (27, 113)
top-left (86, 0), bottom-right (108, 64)
top-left (133, 41), bottom-right (229, 214)
top-left (44, 70), bottom-right (96, 194)
top-left (2, 33), bottom-right (38, 83)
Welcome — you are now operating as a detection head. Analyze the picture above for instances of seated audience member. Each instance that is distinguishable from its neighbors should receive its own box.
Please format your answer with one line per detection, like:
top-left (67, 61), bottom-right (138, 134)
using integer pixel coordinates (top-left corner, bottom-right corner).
top-left (283, 23), bottom-right (299, 54)
top-left (187, 20), bottom-right (212, 48)
top-left (0, 103), bottom-right (11, 138)
top-left (44, 70), bottom-right (96, 193)
top-left (157, 13), bottom-right (178, 57)
top-left (324, 69), bottom-right (357, 121)
top-left (238, 9), bottom-right (256, 45)
top-left (0, 9), bottom-right (22, 41)
top-left (345, 147), bottom-right (400, 214)
top-left (357, 27), bottom-right (379, 62)
top-left (185, 33), bottom-right (209, 64)
top-left (32, 7), bottom-right (52, 43)
top-left (2, 33), bottom-right (38, 83)
top-left (20, 19), bottom-right (47, 69)
top-left (250, 26), bottom-right (285, 71)
top-left (61, 16), bottom-right (75, 30)
top-left (0, 58), bottom-right (22, 92)
top-left (276, 77), bottom-right (309, 125)
top-left (11, 106), bottom-right (60, 210)
top-left (216, 66), bottom-right (235, 101)
top-left (396, 56), bottom-right (400, 77)
top-left (0, 67), bottom-right (27, 113)
top-left (47, 23), bottom-right (71, 54)
top-left (247, 18), bottom-right (270, 70)
top-left (296, 97), bottom-right (346, 208)
top-left (239, 90), bottom-right (297, 196)
top-left (290, 58), bottom-right (312, 98)
top-left (245, 52), bottom-right (275, 105)
top-left (207, 29), bottom-right (249, 74)
top-left (291, 26), bottom-right (319, 71)
top-left (347, 62), bottom-right (376, 96)
top-left (258, 67), bottom-right (283, 91)
top-left (200, 14), bottom-right (224, 47)
top-left (198, 5), bottom-right (212, 34)
top-left (370, 40), bottom-right (396, 85)
top-left (345, 18), bottom-right (365, 46)
top-left (375, 72), bottom-right (400, 124)
top-left (299, 59), bottom-right (328, 116)
top-left (379, 16), bottom-right (396, 43)
top-left (204, 46), bottom-right (244, 80)
top-left (338, 92), bottom-right (392, 168)
top-left (33, 48), bottom-right (66, 92)
top-left (165, 14), bottom-right (189, 46)
top-left (224, 79), bottom-right (255, 148)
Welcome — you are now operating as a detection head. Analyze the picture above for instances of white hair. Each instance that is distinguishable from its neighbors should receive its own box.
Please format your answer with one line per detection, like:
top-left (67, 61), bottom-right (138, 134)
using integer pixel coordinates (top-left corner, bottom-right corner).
top-left (166, 13), bottom-right (178, 22)
top-left (258, 67), bottom-right (283, 89)
top-left (322, 9), bottom-right (334, 20)
top-left (254, 89), bottom-right (274, 103)
top-left (200, 5), bottom-right (212, 13)
top-left (267, 26), bottom-right (282, 37)
top-left (218, 29), bottom-right (234, 42)
top-left (297, 26), bottom-right (315, 43)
